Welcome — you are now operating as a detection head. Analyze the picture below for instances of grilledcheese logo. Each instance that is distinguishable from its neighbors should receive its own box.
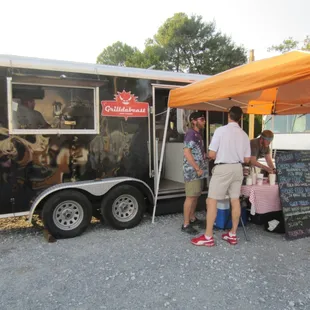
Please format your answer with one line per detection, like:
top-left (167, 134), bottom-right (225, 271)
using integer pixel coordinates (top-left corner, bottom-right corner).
top-left (101, 90), bottom-right (149, 120)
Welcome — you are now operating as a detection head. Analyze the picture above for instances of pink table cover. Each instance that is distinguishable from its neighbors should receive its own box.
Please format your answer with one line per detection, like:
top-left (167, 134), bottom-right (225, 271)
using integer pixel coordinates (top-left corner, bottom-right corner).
top-left (241, 184), bottom-right (282, 214)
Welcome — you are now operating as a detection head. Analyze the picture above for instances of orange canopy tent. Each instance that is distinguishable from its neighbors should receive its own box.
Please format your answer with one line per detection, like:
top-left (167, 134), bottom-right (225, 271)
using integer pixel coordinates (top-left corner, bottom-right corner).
top-left (167, 51), bottom-right (310, 115)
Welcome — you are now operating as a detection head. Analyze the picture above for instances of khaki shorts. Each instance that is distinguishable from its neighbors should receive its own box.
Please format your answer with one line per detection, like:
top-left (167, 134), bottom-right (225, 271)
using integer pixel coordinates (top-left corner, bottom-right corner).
top-left (208, 164), bottom-right (243, 199)
top-left (185, 179), bottom-right (203, 197)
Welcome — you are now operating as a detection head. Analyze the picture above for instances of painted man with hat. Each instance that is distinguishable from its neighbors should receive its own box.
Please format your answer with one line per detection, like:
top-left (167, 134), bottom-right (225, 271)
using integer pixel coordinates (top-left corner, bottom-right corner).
top-left (181, 111), bottom-right (208, 235)
top-left (250, 130), bottom-right (276, 174)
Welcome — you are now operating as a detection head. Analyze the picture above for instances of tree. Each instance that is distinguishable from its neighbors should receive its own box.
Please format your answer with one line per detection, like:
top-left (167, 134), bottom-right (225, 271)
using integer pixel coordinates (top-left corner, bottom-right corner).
top-left (268, 36), bottom-right (310, 53)
top-left (242, 114), bottom-right (263, 138)
top-left (97, 13), bottom-right (247, 74)
top-left (301, 35), bottom-right (310, 51)
top-left (125, 39), bottom-right (168, 70)
top-left (96, 41), bottom-right (140, 66)
top-left (150, 13), bottom-right (247, 74)
top-left (96, 40), bottom-right (167, 69)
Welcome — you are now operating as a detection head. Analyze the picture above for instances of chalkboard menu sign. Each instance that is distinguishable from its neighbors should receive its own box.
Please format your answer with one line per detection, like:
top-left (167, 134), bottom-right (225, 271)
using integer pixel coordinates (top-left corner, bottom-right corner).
top-left (275, 150), bottom-right (310, 240)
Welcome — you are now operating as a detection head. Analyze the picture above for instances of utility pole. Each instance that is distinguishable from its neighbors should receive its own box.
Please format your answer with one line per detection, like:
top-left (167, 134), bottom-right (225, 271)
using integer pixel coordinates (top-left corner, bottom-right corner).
top-left (248, 49), bottom-right (255, 139)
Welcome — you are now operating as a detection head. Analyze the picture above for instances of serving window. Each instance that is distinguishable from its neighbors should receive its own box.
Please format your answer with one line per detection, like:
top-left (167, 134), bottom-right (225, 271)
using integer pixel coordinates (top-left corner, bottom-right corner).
top-left (7, 77), bottom-right (99, 135)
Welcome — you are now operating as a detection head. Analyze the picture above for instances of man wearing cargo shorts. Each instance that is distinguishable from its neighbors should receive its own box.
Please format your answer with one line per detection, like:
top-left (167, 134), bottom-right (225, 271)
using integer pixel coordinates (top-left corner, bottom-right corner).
top-left (182, 111), bottom-right (208, 235)
top-left (191, 106), bottom-right (251, 246)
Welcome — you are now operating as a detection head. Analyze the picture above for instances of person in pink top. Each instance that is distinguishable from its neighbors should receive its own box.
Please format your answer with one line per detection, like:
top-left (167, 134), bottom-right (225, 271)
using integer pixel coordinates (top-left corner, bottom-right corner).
top-left (191, 106), bottom-right (251, 247)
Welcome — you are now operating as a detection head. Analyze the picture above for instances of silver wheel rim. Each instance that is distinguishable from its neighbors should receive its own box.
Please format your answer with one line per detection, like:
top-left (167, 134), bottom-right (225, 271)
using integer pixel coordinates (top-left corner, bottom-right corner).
top-left (53, 200), bottom-right (84, 231)
top-left (112, 194), bottom-right (138, 222)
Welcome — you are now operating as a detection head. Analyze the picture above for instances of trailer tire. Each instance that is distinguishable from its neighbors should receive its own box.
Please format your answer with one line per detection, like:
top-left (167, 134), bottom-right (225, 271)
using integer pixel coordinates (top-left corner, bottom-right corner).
top-left (42, 190), bottom-right (92, 239)
top-left (101, 185), bottom-right (145, 229)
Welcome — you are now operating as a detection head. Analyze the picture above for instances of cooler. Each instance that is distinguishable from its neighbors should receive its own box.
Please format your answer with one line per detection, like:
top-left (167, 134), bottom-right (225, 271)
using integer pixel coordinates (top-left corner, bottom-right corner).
top-left (214, 198), bottom-right (247, 229)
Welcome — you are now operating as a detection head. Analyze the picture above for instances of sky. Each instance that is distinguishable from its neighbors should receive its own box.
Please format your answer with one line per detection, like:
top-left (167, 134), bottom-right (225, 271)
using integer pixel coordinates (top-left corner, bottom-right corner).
top-left (1, 0), bottom-right (309, 65)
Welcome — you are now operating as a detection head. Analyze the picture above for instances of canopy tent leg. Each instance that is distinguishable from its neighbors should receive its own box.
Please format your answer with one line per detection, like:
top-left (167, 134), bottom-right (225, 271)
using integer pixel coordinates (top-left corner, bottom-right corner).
top-left (152, 107), bottom-right (171, 224)
top-left (240, 216), bottom-right (250, 241)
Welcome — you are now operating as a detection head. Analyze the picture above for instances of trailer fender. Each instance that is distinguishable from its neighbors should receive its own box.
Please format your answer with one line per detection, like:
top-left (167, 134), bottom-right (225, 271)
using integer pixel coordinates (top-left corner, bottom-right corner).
top-left (28, 177), bottom-right (154, 223)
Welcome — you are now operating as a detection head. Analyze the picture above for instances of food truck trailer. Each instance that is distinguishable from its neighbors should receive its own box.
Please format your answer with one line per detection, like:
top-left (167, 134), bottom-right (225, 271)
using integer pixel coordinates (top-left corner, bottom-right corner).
top-left (0, 54), bottom-right (228, 239)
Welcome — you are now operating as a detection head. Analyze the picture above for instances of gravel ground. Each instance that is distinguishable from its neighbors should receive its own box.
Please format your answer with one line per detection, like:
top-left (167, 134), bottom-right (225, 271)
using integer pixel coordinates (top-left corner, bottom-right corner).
top-left (1, 212), bottom-right (310, 310)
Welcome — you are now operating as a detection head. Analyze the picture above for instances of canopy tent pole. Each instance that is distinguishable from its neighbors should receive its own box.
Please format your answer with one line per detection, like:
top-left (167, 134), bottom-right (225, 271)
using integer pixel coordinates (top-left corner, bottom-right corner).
top-left (248, 49), bottom-right (255, 139)
top-left (152, 107), bottom-right (171, 224)
top-left (205, 111), bottom-right (210, 187)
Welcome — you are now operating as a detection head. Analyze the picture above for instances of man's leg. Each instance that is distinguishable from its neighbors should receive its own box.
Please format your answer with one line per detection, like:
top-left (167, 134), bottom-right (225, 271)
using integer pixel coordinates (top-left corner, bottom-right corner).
top-left (221, 198), bottom-right (240, 245)
top-left (183, 196), bottom-right (198, 226)
top-left (182, 196), bottom-right (199, 235)
top-left (204, 166), bottom-right (229, 237)
top-left (189, 197), bottom-right (199, 222)
top-left (190, 197), bottom-right (217, 246)
top-left (205, 197), bottom-right (217, 237)
top-left (222, 166), bottom-right (243, 245)
top-left (230, 198), bottom-right (241, 235)
top-left (185, 180), bottom-right (202, 224)
top-left (191, 166), bottom-right (229, 246)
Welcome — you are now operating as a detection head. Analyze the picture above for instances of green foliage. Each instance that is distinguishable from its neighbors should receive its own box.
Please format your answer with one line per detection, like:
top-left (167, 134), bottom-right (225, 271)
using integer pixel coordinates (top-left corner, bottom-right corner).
top-left (301, 35), bottom-right (310, 51)
top-left (152, 13), bottom-right (247, 74)
top-left (96, 41), bottom-right (139, 66)
top-left (268, 36), bottom-right (310, 53)
top-left (97, 13), bottom-right (247, 75)
top-left (243, 114), bottom-right (263, 138)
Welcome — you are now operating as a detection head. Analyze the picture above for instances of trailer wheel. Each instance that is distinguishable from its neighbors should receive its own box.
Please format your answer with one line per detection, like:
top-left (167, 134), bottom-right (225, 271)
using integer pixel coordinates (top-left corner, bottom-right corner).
top-left (42, 190), bottom-right (92, 239)
top-left (101, 185), bottom-right (145, 229)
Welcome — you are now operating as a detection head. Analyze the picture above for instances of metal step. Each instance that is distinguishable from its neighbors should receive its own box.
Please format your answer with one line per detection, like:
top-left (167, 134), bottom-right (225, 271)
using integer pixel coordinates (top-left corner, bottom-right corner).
top-left (157, 190), bottom-right (208, 200)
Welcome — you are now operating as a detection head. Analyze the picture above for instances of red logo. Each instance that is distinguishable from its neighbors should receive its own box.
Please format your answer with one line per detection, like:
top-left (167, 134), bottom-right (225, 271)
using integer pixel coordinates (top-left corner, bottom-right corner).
top-left (101, 90), bottom-right (149, 120)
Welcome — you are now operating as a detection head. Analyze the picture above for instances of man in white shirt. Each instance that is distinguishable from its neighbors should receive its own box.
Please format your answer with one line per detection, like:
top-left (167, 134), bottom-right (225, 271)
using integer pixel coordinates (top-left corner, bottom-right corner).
top-left (191, 106), bottom-right (251, 247)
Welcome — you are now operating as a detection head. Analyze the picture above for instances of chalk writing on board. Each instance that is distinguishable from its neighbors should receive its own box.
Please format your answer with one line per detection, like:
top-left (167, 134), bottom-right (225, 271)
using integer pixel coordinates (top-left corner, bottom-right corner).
top-left (278, 153), bottom-right (294, 163)
top-left (284, 206), bottom-right (310, 215)
top-left (276, 150), bottom-right (310, 240)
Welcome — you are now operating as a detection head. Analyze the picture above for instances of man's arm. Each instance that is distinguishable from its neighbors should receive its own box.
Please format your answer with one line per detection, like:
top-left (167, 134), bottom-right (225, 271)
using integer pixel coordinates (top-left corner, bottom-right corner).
top-left (208, 129), bottom-right (220, 160)
top-left (250, 156), bottom-right (273, 173)
top-left (208, 150), bottom-right (217, 160)
top-left (249, 139), bottom-right (272, 172)
top-left (184, 148), bottom-right (203, 176)
top-left (244, 137), bottom-right (251, 164)
top-left (183, 131), bottom-right (201, 172)
top-left (244, 157), bottom-right (251, 164)
top-left (35, 111), bottom-right (50, 128)
top-left (184, 148), bottom-right (200, 171)
top-left (265, 153), bottom-right (275, 171)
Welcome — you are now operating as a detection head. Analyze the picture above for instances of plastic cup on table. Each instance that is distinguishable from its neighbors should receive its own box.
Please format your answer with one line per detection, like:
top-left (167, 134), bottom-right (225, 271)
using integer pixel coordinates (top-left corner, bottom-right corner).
top-left (246, 176), bottom-right (253, 186)
top-left (269, 174), bottom-right (276, 185)
top-left (257, 173), bottom-right (263, 186)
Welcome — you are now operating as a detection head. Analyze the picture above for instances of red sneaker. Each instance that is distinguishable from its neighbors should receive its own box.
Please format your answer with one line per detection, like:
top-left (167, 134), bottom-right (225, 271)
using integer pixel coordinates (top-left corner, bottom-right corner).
top-left (222, 232), bottom-right (238, 245)
top-left (191, 234), bottom-right (215, 247)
